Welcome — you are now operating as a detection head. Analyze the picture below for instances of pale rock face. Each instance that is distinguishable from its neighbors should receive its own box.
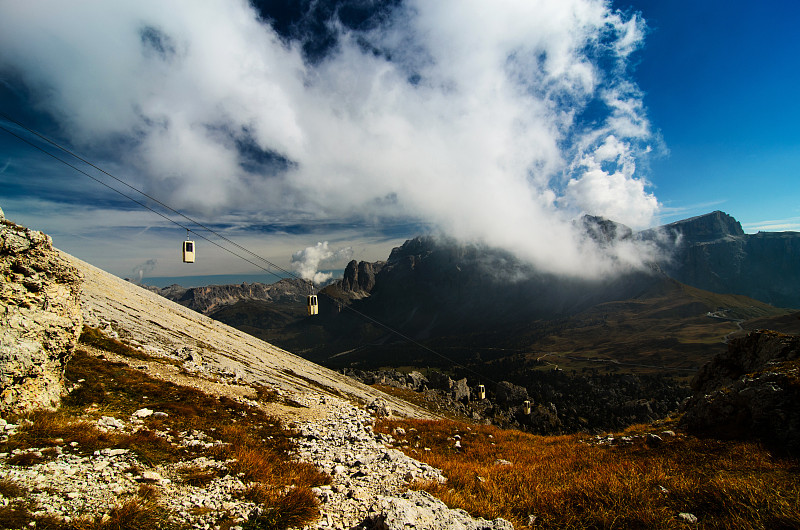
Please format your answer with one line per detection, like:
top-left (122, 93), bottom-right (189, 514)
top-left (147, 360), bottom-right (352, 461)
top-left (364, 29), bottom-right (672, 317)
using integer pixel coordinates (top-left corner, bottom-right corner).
top-left (0, 213), bottom-right (83, 414)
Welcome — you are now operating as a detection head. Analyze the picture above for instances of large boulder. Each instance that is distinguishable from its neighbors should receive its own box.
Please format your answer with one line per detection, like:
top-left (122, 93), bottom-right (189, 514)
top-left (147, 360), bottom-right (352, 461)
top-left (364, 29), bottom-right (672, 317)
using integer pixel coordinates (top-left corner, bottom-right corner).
top-left (0, 213), bottom-right (83, 414)
top-left (680, 330), bottom-right (800, 455)
top-left (495, 381), bottom-right (529, 407)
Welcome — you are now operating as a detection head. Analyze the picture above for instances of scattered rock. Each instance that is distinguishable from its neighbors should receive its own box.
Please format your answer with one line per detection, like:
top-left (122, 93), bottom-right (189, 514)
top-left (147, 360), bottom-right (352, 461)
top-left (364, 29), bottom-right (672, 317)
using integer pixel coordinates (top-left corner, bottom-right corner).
top-left (96, 416), bottom-right (124, 430)
top-left (132, 408), bottom-right (153, 419)
top-left (174, 346), bottom-right (203, 365)
top-left (361, 490), bottom-right (514, 530)
top-left (645, 434), bottom-right (663, 447)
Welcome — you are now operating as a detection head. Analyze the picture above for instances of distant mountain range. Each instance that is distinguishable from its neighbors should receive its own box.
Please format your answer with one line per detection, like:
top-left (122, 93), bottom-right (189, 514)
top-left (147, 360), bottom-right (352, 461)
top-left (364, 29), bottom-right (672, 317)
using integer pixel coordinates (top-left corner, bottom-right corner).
top-left (147, 211), bottom-right (799, 373)
top-left (141, 210), bottom-right (800, 432)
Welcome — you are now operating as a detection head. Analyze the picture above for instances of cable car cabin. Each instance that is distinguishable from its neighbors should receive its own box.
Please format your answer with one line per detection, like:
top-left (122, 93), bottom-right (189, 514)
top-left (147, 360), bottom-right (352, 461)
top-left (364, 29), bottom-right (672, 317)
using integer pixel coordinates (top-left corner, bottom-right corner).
top-left (477, 384), bottom-right (486, 400)
top-left (523, 400), bottom-right (532, 415)
top-left (182, 240), bottom-right (196, 263)
top-left (307, 294), bottom-right (318, 316)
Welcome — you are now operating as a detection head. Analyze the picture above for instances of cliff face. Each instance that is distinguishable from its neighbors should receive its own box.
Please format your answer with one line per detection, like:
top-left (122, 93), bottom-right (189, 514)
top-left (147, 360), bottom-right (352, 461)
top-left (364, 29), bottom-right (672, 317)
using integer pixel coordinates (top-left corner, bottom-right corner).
top-left (340, 259), bottom-right (385, 295)
top-left (341, 235), bottom-right (663, 336)
top-left (643, 211), bottom-right (800, 308)
top-left (0, 208), bottom-right (83, 414)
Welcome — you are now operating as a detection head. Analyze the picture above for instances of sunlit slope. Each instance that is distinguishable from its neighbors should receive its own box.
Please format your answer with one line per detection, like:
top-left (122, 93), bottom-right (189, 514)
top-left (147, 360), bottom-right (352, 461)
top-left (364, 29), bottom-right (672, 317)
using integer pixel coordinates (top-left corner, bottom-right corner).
top-left (60, 251), bottom-right (438, 420)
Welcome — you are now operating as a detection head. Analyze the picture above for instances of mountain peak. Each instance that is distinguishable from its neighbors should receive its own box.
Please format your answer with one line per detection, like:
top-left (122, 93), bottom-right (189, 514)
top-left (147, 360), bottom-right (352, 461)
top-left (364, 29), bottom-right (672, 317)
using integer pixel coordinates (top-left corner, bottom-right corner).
top-left (579, 215), bottom-right (633, 244)
top-left (663, 211), bottom-right (744, 241)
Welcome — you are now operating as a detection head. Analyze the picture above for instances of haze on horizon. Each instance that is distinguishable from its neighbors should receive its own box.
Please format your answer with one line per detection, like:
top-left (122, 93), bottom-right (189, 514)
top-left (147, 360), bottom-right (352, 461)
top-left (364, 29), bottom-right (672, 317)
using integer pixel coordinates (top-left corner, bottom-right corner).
top-left (0, 0), bottom-right (718, 281)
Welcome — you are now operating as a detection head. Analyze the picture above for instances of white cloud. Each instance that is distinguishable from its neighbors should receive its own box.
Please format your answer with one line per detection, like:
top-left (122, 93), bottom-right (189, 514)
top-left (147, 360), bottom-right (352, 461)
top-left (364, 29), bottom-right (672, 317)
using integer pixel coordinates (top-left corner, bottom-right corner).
top-left (742, 217), bottom-right (800, 233)
top-left (291, 242), bottom-right (354, 286)
top-left (0, 0), bottom-right (660, 278)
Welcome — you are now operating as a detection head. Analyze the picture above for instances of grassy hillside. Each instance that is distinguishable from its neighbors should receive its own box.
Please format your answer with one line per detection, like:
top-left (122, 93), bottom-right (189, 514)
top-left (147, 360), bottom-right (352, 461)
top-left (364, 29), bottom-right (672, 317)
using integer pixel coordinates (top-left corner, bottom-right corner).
top-left (503, 282), bottom-right (791, 377)
top-left (376, 418), bottom-right (800, 529)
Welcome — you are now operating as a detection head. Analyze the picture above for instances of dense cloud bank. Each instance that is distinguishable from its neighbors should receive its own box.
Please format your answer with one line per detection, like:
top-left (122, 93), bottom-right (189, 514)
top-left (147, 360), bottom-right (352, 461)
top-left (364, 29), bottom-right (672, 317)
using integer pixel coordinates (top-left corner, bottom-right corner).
top-left (0, 0), bottom-right (661, 277)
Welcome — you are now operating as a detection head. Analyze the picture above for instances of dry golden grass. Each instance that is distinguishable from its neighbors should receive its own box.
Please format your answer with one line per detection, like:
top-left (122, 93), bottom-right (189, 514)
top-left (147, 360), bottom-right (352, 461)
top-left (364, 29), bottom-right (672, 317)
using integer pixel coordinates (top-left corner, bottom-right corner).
top-left (0, 478), bottom-right (25, 498)
top-left (176, 465), bottom-right (219, 487)
top-left (212, 423), bottom-right (330, 489)
top-left (378, 419), bottom-right (800, 529)
top-left (241, 486), bottom-right (320, 530)
top-left (69, 494), bottom-right (179, 530)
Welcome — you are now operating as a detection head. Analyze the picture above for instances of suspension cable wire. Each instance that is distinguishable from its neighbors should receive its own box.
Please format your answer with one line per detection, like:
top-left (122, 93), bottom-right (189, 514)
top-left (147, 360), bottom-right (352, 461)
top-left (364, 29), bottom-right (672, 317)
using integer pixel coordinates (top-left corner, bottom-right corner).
top-left (0, 114), bottom-right (506, 388)
top-left (0, 112), bottom-right (304, 287)
top-left (0, 123), bottom-right (291, 280)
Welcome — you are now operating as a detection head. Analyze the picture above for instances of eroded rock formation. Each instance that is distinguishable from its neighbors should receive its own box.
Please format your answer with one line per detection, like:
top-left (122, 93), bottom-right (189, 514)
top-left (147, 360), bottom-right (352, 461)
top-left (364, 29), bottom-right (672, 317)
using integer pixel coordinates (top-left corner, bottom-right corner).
top-left (0, 209), bottom-right (83, 414)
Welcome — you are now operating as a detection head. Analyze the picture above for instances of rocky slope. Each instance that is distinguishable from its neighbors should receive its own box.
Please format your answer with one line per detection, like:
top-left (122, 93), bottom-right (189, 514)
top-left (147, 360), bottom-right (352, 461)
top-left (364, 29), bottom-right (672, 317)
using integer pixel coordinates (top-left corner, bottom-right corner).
top-left (0, 208), bottom-right (83, 414)
top-left (56, 253), bottom-right (517, 527)
top-left (0, 211), bottom-right (523, 528)
top-left (64, 252), bottom-right (432, 420)
top-left (0, 367), bottom-right (510, 529)
top-left (151, 278), bottom-right (310, 315)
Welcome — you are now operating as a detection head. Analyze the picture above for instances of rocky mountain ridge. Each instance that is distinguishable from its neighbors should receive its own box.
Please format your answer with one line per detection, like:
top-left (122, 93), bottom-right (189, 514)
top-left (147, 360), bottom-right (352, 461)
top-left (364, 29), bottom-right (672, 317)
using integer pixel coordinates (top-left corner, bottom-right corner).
top-left (333, 211), bottom-right (799, 309)
top-left (147, 277), bottom-right (310, 315)
top-left (642, 210), bottom-right (800, 308)
top-left (149, 211), bottom-right (800, 328)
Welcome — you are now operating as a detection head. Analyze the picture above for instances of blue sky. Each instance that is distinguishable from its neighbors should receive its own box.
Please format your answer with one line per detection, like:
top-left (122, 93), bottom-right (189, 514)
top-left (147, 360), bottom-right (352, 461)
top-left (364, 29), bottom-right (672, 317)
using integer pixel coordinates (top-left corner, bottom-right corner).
top-left (1, 0), bottom-right (797, 283)
top-left (616, 0), bottom-right (800, 230)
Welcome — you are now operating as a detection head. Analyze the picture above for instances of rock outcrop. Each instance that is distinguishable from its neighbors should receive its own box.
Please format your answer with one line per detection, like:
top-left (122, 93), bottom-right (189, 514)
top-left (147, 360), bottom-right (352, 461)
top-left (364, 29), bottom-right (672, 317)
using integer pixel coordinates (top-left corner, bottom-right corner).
top-left (0, 211), bottom-right (83, 414)
top-left (341, 260), bottom-right (385, 295)
top-left (680, 330), bottom-right (800, 455)
top-left (494, 381), bottom-right (529, 407)
top-left (580, 214), bottom-right (633, 245)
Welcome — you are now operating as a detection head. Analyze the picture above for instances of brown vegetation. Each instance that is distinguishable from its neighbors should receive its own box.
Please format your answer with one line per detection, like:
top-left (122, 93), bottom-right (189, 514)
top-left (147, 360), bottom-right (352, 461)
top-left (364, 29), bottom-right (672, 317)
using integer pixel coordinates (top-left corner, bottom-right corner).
top-left (0, 332), bottom-right (329, 530)
top-left (377, 418), bottom-right (800, 529)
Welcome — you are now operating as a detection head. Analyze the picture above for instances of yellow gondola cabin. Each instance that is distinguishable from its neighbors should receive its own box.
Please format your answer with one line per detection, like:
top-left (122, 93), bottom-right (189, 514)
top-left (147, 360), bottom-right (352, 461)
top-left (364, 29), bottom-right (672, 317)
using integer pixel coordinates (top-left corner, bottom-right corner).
top-left (182, 240), bottom-right (196, 263)
top-left (307, 294), bottom-right (318, 316)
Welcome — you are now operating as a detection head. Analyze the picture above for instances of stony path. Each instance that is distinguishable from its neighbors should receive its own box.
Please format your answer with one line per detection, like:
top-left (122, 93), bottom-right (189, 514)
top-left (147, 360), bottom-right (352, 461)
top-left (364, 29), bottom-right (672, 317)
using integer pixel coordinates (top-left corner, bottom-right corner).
top-left (292, 393), bottom-right (513, 529)
top-left (292, 393), bottom-right (445, 529)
